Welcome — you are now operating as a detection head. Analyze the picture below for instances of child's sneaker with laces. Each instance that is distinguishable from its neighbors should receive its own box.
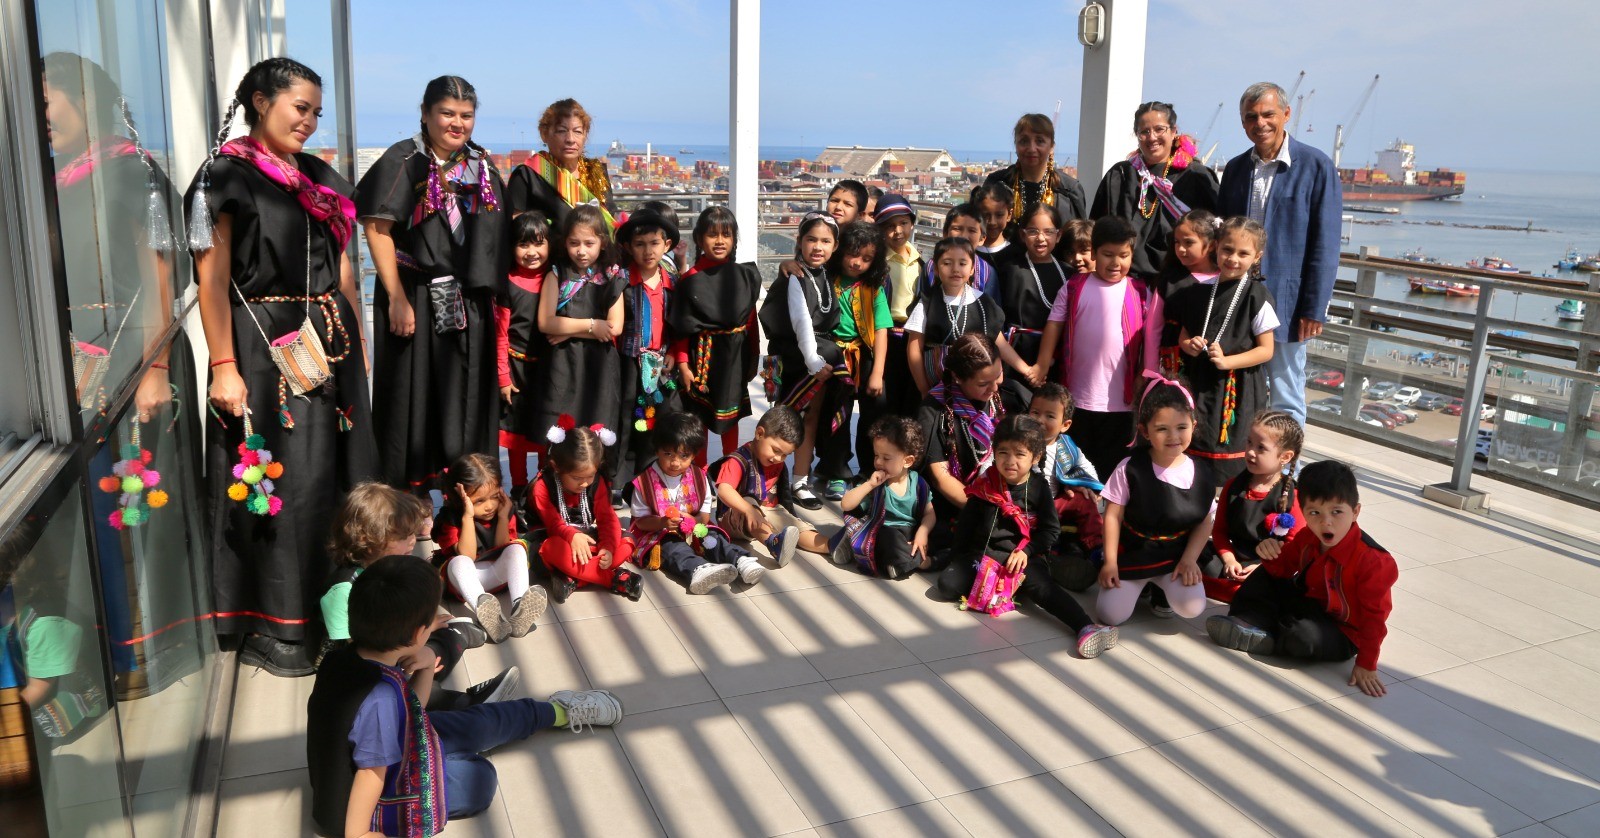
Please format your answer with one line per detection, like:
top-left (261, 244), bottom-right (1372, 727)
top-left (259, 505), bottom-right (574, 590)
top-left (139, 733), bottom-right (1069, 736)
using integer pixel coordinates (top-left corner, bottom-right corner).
top-left (688, 561), bottom-right (739, 594)
top-left (465, 666), bottom-right (520, 706)
top-left (549, 689), bottom-right (625, 732)
top-left (822, 479), bottom-right (847, 501)
top-left (1075, 624), bottom-right (1119, 659)
top-left (735, 554), bottom-right (766, 585)
top-left (446, 616), bottom-right (488, 650)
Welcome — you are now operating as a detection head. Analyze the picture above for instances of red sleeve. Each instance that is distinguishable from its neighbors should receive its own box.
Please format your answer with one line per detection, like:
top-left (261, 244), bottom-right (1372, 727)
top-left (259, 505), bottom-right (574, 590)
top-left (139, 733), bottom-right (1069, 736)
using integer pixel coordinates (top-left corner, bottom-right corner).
top-left (1212, 478), bottom-right (1236, 554)
top-left (670, 337), bottom-right (690, 364)
top-left (1350, 548), bottom-right (1400, 671)
top-left (1264, 529), bottom-right (1315, 579)
top-left (495, 303), bottom-right (513, 387)
top-left (532, 479), bottom-right (578, 541)
top-left (595, 479), bottom-right (623, 553)
top-left (1283, 493), bottom-right (1305, 542)
top-left (434, 521), bottom-right (462, 558)
top-left (715, 458), bottom-right (746, 490)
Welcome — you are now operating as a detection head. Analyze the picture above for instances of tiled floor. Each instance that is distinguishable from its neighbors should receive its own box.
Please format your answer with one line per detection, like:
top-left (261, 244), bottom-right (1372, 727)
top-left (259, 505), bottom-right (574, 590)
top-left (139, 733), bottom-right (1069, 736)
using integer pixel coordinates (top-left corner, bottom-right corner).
top-left (215, 429), bottom-right (1600, 837)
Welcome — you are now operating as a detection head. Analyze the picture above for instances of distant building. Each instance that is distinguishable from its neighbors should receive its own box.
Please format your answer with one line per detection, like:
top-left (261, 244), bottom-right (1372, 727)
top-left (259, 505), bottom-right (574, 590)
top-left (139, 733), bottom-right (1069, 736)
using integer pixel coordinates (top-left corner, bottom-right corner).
top-left (814, 145), bottom-right (959, 178)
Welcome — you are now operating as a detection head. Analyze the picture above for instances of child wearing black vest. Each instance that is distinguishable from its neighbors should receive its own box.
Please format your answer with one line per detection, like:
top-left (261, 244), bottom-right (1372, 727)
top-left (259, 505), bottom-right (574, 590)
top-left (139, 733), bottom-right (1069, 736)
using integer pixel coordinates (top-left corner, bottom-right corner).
top-left (306, 557), bottom-right (622, 836)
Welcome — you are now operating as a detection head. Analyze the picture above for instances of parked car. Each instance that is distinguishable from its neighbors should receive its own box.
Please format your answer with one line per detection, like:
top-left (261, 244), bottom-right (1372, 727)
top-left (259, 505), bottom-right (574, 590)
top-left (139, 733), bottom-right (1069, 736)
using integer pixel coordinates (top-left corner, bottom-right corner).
top-left (1481, 403), bottom-right (1497, 421)
top-left (1392, 386), bottom-right (1423, 405)
top-left (1379, 402), bottom-right (1419, 423)
top-left (1443, 398), bottom-right (1464, 415)
top-left (1310, 370), bottom-right (1344, 390)
top-left (1358, 415), bottom-right (1386, 429)
top-left (1414, 393), bottom-right (1448, 411)
top-left (1365, 403), bottom-right (1414, 425)
top-left (1308, 398), bottom-right (1342, 416)
top-left (1365, 381), bottom-right (1400, 400)
top-left (1475, 428), bottom-right (1494, 461)
top-left (1357, 405), bottom-right (1398, 429)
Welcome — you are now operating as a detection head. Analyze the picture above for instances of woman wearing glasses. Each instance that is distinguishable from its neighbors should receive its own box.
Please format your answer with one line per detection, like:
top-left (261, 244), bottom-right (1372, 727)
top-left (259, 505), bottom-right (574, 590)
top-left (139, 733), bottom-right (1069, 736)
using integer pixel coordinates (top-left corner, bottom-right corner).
top-left (1089, 101), bottom-right (1219, 280)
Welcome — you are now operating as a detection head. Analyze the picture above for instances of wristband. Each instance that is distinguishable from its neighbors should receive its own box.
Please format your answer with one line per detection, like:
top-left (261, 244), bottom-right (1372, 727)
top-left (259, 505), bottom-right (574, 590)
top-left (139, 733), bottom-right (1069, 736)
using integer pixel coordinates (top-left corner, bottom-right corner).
top-left (209, 357), bottom-right (236, 368)
top-left (151, 362), bottom-right (169, 370)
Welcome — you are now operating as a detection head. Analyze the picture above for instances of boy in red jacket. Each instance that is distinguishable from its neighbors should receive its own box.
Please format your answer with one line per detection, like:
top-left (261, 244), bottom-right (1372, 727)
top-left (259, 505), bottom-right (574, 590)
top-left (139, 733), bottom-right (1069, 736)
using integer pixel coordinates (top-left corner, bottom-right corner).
top-left (1206, 460), bottom-right (1398, 697)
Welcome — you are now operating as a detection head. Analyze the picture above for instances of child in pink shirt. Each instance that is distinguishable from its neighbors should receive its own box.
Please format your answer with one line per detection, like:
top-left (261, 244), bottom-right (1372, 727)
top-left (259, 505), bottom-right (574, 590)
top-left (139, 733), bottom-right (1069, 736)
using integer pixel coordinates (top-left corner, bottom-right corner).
top-left (1034, 216), bottom-right (1162, 478)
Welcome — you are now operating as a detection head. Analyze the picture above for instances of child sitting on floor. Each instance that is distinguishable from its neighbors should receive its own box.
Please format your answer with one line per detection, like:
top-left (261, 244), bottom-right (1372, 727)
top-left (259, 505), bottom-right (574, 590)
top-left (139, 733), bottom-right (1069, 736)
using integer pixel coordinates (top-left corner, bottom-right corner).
top-left (830, 416), bottom-right (936, 580)
top-left (1208, 460), bottom-right (1398, 698)
top-left (1205, 409), bottom-right (1305, 602)
top-left (529, 422), bottom-right (642, 603)
top-left (323, 483), bottom-right (515, 710)
top-left (627, 411), bottom-right (766, 594)
top-left (307, 556), bottom-right (623, 836)
top-left (1025, 384), bottom-right (1105, 592)
top-left (713, 405), bottom-right (830, 564)
top-left (433, 454), bottom-right (547, 643)
top-left (932, 414), bottom-right (1119, 659)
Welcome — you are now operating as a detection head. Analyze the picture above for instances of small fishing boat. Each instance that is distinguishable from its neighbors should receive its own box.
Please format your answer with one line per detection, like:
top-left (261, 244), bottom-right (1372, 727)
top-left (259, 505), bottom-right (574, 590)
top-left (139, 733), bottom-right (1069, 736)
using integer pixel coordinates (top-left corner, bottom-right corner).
top-left (1578, 255), bottom-right (1600, 273)
top-left (1408, 276), bottom-right (1479, 296)
top-left (1556, 248), bottom-right (1581, 271)
top-left (1469, 255), bottom-right (1518, 272)
top-left (1557, 299), bottom-right (1587, 321)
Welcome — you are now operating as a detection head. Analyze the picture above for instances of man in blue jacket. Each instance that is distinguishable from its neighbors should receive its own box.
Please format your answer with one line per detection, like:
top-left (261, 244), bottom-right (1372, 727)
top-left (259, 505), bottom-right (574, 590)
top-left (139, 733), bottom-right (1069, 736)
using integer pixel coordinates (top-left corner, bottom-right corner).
top-left (1217, 82), bottom-right (1343, 424)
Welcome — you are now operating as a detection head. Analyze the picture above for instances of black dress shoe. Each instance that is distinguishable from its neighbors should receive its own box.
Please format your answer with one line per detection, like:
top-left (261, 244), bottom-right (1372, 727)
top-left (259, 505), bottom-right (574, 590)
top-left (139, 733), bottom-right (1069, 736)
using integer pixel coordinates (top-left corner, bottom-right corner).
top-left (549, 572), bottom-right (579, 604)
top-left (240, 634), bottom-right (316, 677)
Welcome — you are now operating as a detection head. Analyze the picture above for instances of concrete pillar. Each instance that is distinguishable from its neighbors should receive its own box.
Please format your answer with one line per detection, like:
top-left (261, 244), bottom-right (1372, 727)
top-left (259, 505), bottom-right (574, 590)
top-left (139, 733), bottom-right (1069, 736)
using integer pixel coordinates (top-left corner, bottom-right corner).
top-left (729, 0), bottom-right (759, 264)
top-left (1075, 0), bottom-right (1148, 199)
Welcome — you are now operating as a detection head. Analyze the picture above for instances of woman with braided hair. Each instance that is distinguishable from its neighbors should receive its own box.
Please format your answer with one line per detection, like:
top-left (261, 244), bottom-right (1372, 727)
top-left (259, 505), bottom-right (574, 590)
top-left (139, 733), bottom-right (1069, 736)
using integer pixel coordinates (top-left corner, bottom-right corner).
top-left (981, 113), bottom-right (1088, 254)
top-left (358, 75), bottom-right (508, 491)
top-left (186, 57), bottom-right (376, 676)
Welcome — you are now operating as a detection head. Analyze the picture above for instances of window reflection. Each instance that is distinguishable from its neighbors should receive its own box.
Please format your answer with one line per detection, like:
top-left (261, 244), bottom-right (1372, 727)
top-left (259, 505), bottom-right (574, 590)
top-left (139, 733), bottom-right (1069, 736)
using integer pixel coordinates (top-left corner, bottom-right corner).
top-left (41, 51), bottom-right (180, 435)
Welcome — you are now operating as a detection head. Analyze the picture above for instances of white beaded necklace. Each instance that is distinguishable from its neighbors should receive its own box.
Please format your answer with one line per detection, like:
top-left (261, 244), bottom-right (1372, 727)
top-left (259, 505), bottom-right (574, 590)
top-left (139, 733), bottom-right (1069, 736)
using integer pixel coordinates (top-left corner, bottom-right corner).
top-left (942, 287), bottom-right (986, 342)
top-left (554, 478), bottom-right (594, 531)
top-left (1199, 273), bottom-right (1250, 347)
top-left (1024, 257), bottom-right (1067, 307)
top-left (804, 265), bottom-right (833, 315)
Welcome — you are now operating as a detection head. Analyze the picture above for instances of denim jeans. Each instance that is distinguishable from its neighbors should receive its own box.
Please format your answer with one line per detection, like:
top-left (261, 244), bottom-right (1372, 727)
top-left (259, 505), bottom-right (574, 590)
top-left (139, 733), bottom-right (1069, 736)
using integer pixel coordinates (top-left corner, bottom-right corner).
top-left (430, 698), bottom-right (557, 818)
top-left (1266, 339), bottom-right (1308, 424)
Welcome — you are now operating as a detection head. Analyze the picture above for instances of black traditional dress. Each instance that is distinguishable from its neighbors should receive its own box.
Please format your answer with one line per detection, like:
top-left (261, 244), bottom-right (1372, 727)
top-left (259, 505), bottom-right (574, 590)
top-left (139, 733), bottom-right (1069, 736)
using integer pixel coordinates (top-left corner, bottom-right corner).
top-left (506, 151), bottom-right (616, 229)
top-left (1090, 155), bottom-right (1219, 280)
top-left (757, 265), bottom-right (842, 407)
top-left (990, 247), bottom-right (1068, 374)
top-left (983, 164), bottom-right (1088, 223)
top-left (497, 269), bottom-right (548, 444)
top-left (185, 154), bottom-right (377, 643)
top-left (1174, 275), bottom-right (1275, 489)
top-left (668, 259), bottom-right (760, 434)
top-left (906, 286), bottom-right (1006, 385)
top-left (535, 265), bottom-right (625, 432)
top-left (1115, 449), bottom-right (1214, 580)
top-left (356, 137), bottom-right (506, 489)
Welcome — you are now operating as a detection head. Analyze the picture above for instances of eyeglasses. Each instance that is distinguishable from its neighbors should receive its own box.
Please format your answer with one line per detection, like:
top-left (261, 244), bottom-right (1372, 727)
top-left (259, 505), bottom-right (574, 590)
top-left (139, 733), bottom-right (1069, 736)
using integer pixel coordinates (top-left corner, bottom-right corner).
top-left (1021, 228), bottom-right (1060, 239)
top-left (1137, 126), bottom-right (1173, 138)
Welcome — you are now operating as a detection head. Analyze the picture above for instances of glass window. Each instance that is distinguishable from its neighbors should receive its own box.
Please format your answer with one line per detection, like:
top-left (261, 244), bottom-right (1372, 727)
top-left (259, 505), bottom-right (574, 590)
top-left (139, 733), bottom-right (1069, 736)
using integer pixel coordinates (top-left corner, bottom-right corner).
top-left (38, 6), bottom-right (189, 440)
top-left (0, 486), bottom-right (130, 838)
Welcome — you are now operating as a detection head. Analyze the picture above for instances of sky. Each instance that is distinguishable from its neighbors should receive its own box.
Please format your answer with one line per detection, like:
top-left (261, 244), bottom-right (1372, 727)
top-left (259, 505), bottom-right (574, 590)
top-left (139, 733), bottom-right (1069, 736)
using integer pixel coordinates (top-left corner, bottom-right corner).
top-left (342, 0), bottom-right (1600, 171)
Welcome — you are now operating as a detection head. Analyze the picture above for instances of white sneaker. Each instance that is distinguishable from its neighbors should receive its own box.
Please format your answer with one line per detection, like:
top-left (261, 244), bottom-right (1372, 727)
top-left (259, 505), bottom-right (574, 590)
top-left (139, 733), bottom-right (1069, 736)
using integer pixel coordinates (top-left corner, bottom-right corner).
top-left (736, 555), bottom-right (766, 585)
top-left (688, 562), bottom-right (739, 595)
top-left (549, 689), bottom-right (624, 732)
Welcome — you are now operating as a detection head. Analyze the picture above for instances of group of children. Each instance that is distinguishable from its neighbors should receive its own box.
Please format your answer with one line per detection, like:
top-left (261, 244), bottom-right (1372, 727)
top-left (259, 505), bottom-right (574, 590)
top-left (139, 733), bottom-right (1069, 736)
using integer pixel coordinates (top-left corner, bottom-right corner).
top-left (305, 180), bottom-right (1400, 836)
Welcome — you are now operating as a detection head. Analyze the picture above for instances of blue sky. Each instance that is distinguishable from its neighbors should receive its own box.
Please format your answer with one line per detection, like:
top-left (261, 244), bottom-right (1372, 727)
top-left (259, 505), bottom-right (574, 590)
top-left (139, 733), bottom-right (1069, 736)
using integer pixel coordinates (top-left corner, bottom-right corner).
top-left (343, 0), bottom-right (1599, 170)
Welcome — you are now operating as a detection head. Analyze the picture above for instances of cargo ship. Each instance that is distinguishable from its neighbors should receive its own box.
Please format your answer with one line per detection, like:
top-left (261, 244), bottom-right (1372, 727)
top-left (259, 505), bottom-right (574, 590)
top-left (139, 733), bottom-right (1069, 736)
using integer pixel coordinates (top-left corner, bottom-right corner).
top-left (1339, 139), bottom-right (1465, 201)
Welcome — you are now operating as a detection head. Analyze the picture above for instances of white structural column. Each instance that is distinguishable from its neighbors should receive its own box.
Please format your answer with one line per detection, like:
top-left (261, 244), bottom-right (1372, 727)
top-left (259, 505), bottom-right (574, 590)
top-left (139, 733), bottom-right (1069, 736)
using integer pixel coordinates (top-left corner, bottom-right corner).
top-left (729, 0), bottom-right (759, 262)
top-left (1075, 0), bottom-right (1148, 199)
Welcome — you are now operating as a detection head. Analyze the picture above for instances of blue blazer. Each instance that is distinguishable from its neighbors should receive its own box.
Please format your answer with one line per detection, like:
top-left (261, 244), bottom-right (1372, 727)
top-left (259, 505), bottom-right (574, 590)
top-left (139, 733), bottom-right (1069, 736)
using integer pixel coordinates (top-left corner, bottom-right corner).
top-left (1217, 136), bottom-right (1343, 343)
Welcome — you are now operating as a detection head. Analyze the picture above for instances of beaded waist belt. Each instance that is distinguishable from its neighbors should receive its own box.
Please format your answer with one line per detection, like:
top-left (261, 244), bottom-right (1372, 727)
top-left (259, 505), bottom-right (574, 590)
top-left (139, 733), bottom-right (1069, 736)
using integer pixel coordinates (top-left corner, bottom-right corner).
top-left (508, 347), bottom-right (530, 361)
top-left (1121, 521), bottom-right (1188, 543)
top-left (395, 250), bottom-right (422, 272)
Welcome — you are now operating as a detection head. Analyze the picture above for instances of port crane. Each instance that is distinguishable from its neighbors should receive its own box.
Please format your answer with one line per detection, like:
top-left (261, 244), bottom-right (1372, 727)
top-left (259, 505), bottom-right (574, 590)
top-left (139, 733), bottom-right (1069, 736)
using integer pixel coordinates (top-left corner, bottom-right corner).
top-left (1291, 89), bottom-right (1315, 135)
top-left (1285, 70), bottom-right (1306, 102)
top-left (1332, 74), bottom-right (1380, 168)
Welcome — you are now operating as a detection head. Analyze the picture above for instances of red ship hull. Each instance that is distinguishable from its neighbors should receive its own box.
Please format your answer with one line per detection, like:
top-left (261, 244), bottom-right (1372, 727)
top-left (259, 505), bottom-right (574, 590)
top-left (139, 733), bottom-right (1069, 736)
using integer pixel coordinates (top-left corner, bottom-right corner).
top-left (1341, 185), bottom-right (1464, 202)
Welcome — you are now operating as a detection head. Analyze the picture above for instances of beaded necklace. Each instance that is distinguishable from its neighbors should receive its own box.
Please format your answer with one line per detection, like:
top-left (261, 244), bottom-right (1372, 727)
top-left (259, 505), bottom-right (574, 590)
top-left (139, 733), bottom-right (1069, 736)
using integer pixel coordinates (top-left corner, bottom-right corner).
top-left (1024, 257), bottom-right (1068, 307)
top-left (804, 265), bottom-right (833, 315)
top-left (553, 477), bottom-right (594, 532)
top-left (1199, 274), bottom-right (1250, 347)
top-left (1009, 163), bottom-right (1056, 222)
top-left (941, 288), bottom-right (986, 343)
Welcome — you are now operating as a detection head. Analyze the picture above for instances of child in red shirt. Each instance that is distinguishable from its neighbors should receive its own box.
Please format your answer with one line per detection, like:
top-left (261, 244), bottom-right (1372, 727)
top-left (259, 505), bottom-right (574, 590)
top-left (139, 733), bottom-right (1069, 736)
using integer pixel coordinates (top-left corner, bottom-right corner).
top-left (529, 421), bottom-right (640, 603)
top-left (1208, 459), bottom-right (1398, 697)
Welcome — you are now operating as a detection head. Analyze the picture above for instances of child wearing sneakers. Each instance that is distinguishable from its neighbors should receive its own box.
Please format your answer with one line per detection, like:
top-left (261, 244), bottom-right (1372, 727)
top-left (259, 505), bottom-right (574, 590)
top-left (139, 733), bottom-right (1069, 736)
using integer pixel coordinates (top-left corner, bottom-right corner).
top-left (433, 454), bottom-right (547, 643)
top-left (323, 483), bottom-right (516, 711)
top-left (932, 415), bottom-right (1119, 659)
top-left (714, 405), bottom-right (830, 564)
top-left (627, 411), bottom-right (766, 594)
top-left (1208, 460), bottom-right (1398, 698)
top-left (831, 416), bottom-right (936, 580)
top-left (307, 556), bottom-right (623, 836)
top-left (1026, 384), bottom-right (1105, 592)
